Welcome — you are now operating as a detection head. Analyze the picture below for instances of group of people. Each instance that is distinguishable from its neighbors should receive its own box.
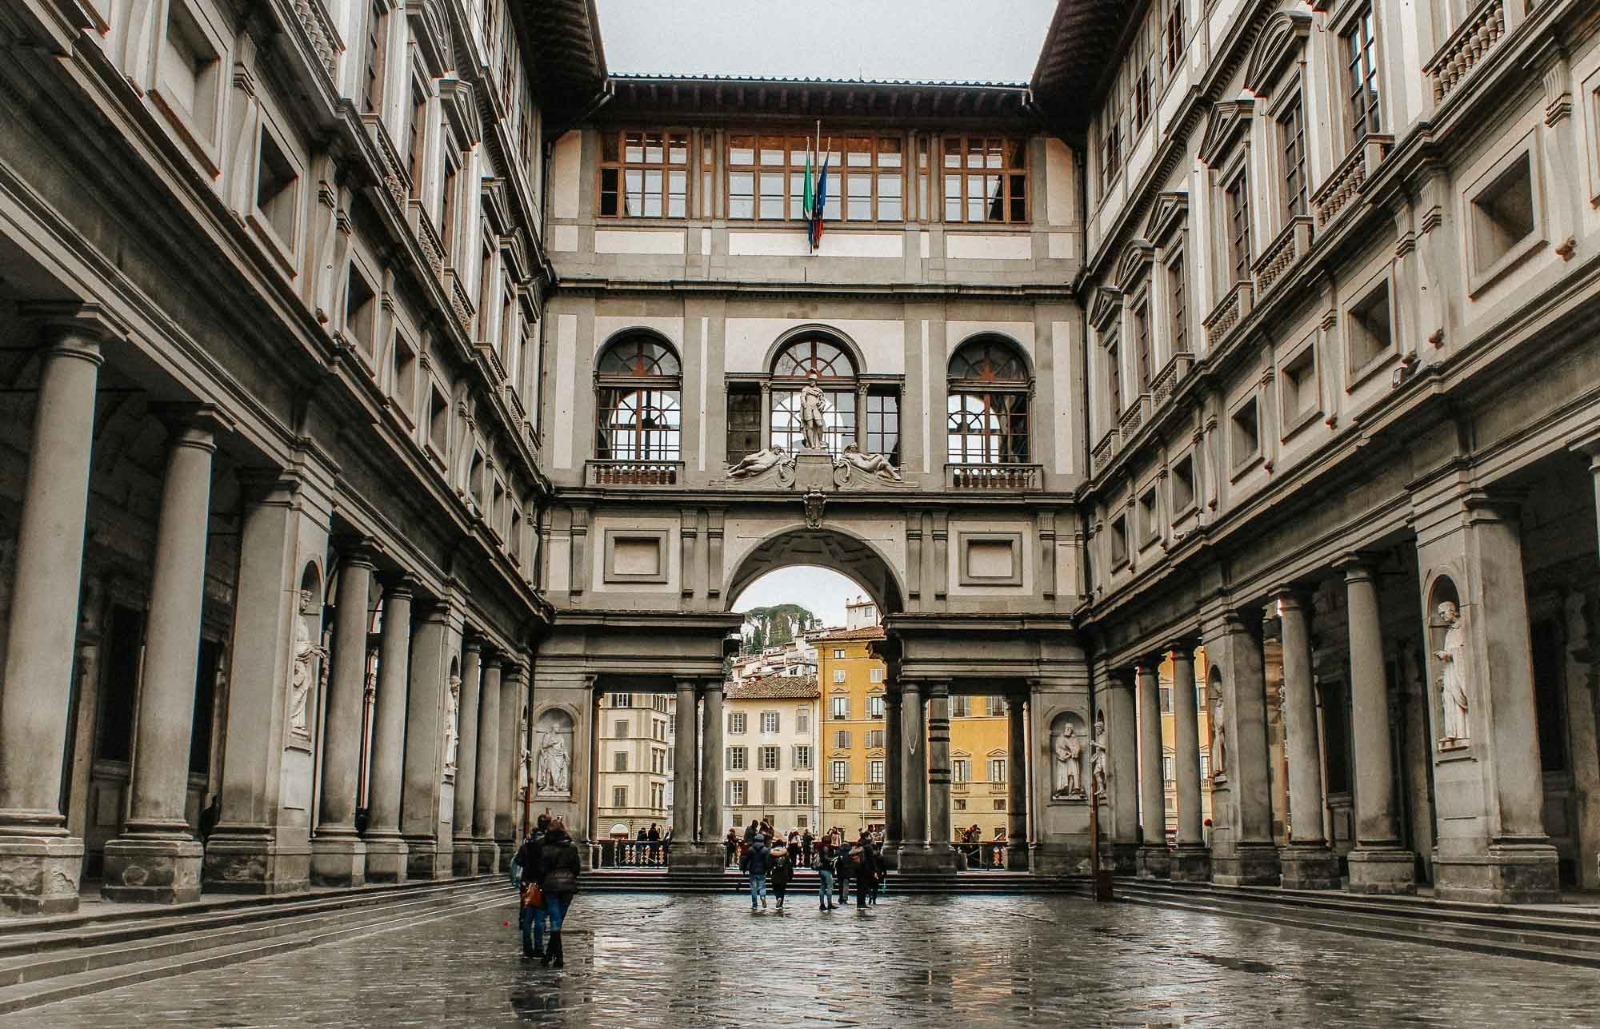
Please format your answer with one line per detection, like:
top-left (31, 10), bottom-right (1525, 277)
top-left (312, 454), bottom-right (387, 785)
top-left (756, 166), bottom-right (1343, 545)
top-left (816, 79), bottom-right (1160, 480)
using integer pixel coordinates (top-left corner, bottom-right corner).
top-left (513, 814), bottom-right (583, 966)
top-left (737, 820), bottom-right (886, 912)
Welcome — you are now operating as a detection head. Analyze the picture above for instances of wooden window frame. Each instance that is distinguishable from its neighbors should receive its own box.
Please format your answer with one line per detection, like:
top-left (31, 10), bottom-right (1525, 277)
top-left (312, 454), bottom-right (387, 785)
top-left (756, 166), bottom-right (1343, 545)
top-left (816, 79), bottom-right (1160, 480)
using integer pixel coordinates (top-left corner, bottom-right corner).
top-left (724, 131), bottom-right (906, 224)
top-left (1341, 4), bottom-right (1382, 146)
top-left (598, 129), bottom-right (692, 219)
top-left (941, 135), bottom-right (1029, 225)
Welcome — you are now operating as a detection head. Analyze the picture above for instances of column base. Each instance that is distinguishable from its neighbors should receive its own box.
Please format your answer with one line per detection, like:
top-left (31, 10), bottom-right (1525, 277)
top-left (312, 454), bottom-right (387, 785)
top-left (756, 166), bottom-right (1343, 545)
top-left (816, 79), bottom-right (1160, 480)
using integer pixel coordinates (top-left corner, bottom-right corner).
top-left (1170, 844), bottom-right (1212, 882)
top-left (0, 831), bottom-right (84, 913)
top-left (1029, 840), bottom-right (1091, 875)
top-left (362, 834), bottom-right (409, 884)
top-left (1137, 845), bottom-right (1171, 880)
top-left (451, 839), bottom-right (479, 877)
top-left (897, 845), bottom-right (959, 874)
top-left (1346, 845), bottom-right (1416, 895)
top-left (201, 828), bottom-right (310, 895)
top-left (475, 840), bottom-right (499, 874)
top-left (495, 836), bottom-right (516, 873)
top-left (1109, 842), bottom-right (1140, 876)
top-left (1211, 842), bottom-right (1281, 886)
top-left (1005, 844), bottom-right (1031, 872)
top-left (1434, 840), bottom-right (1560, 904)
top-left (668, 842), bottom-right (726, 871)
top-left (309, 833), bottom-right (368, 887)
top-left (1278, 843), bottom-right (1342, 890)
top-left (102, 833), bottom-right (203, 904)
top-left (403, 837), bottom-right (451, 881)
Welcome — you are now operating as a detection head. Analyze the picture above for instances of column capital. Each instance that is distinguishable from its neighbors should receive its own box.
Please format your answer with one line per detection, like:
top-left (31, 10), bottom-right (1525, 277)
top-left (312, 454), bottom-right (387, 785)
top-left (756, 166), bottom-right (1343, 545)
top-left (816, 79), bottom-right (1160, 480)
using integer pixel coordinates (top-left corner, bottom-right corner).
top-left (1167, 640), bottom-right (1198, 660)
top-left (1334, 553), bottom-right (1377, 581)
top-left (462, 635), bottom-right (484, 656)
top-left (1269, 584), bottom-right (1310, 610)
top-left (923, 679), bottom-right (951, 698)
top-left (149, 402), bottom-right (231, 448)
top-left (336, 538), bottom-right (380, 572)
top-left (699, 677), bottom-right (724, 697)
top-left (24, 300), bottom-right (126, 355)
top-left (673, 676), bottom-right (698, 693)
top-left (380, 573), bottom-right (421, 600)
top-left (1109, 667), bottom-right (1137, 690)
top-left (1133, 654), bottom-right (1164, 674)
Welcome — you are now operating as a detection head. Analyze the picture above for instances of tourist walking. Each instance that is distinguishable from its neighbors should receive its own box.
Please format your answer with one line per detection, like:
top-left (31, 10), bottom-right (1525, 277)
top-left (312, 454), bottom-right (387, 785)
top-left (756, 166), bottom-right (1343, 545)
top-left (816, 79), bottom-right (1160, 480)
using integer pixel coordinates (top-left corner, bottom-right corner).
top-left (539, 817), bottom-right (582, 968)
top-left (850, 833), bottom-right (877, 908)
top-left (812, 838), bottom-right (836, 910)
top-left (742, 833), bottom-right (772, 910)
top-left (770, 840), bottom-right (794, 911)
top-left (724, 828), bottom-right (738, 867)
top-left (515, 814), bottom-right (551, 960)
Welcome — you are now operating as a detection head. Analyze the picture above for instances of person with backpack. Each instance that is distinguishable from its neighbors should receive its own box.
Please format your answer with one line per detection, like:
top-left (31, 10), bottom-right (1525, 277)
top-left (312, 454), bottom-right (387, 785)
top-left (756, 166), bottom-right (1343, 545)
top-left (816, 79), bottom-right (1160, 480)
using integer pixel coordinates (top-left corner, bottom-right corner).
top-left (770, 840), bottom-right (794, 912)
top-left (741, 832), bottom-right (771, 911)
top-left (514, 814), bottom-right (550, 961)
top-left (538, 817), bottom-right (582, 968)
top-left (812, 838), bottom-right (836, 911)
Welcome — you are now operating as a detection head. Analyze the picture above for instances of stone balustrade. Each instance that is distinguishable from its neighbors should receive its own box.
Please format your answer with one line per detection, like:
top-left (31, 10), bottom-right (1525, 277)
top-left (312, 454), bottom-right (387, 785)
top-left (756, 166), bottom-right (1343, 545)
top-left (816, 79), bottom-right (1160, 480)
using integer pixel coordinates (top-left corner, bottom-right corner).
top-left (1312, 134), bottom-right (1392, 229)
top-left (944, 463), bottom-right (1042, 490)
top-left (587, 460), bottom-right (683, 486)
top-left (361, 114), bottom-right (410, 210)
top-left (287, 0), bottom-right (342, 81)
top-left (1426, 0), bottom-right (1508, 105)
top-left (1203, 280), bottom-right (1254, 349)
top-left (1253, 216), bottom-right (1314, 297)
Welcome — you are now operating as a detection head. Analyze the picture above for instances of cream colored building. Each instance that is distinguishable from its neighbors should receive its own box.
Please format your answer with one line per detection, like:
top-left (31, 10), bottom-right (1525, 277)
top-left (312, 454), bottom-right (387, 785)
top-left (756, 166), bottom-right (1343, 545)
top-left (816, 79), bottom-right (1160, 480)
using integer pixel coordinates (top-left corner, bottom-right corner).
top-left (722, 675), bottom-right (820, 834)
top-left (593, 692), bottom-right (677, 838)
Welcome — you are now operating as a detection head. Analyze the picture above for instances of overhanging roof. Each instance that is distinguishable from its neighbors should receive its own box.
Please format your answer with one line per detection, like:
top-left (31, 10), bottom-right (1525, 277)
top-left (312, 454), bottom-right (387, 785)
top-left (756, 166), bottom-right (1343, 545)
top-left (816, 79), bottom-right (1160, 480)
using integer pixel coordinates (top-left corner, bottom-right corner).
top-left (515, 0), bottom-right (608, 129)
top-left (602, 75), bottom-right (1036, 124)
top-left (1030, 0), bottom-right (1141, 134)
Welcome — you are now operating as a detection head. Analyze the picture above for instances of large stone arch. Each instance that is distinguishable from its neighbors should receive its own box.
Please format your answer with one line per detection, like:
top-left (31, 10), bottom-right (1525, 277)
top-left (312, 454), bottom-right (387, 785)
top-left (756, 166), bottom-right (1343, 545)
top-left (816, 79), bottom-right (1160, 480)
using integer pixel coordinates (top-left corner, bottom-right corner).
top-left (724, 524), bottom-right (907, 614)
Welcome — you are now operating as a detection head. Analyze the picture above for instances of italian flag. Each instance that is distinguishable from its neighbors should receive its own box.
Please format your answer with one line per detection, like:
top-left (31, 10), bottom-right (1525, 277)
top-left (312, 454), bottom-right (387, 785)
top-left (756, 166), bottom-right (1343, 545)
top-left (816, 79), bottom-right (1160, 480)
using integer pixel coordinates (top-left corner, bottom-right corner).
top-left (804, 126), bottom-right (830, 251)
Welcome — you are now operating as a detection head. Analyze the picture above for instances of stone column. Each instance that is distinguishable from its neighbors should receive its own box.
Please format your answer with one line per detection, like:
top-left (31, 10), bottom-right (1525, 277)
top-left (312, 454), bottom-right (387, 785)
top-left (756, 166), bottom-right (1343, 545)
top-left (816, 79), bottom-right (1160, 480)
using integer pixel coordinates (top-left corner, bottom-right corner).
top-left (699, 680), bottom-right (724, 854)
top-left (401, 604), bottom-right (459, 880)
top-left (472, 657), bottom-right (502, 872)
top-left (1274, 587), bottom-right (1339, 888)
top-left (451, 640), bottom-right (482, 876)
top-left (903, 681), bottom-right (954, 872)
top-left (1135, 660), bottom-right (1170, 878)
top-left (102, 411), bottom-right (218, 903)
top-left (1341, 558), bottom-right (1415, 894)
top-left (897, 680), bottom-right (927, 866)
top-left (1207, 611), bottom-right (1281, 886)
top-left (1170, 643), bottom-right (1210, 881)
top-left (308, 547), bottom-right (374, 886)
top-left (669, 677), bottom-right (698, 868)
top-left (1107, 671), bottom-right (1139, 873)
top-left (494, 663), bottom-right (525, 869)
top-left (364, 578), bottom-right (413, 883)
top-left (883, 687), bottom-right (903, 863)
top-left (0, 325), bottom-right (102, 914)
top-left (1006, 695), bottom-right (1029, 870)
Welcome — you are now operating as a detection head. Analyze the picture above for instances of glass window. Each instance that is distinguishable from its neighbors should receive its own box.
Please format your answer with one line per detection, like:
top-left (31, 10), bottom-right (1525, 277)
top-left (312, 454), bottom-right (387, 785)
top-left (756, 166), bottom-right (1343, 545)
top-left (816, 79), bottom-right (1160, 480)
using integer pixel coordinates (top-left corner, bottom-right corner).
top-left (1167, 252), bottom-right (1188, 355)
top-left (864, 388), bottom-right (900, 465)
top-left (1225, 170), bottom-right (1252, 284)
top-left (833, 669), bottom-right (847, 684)
top-left (793, 744), bottom-right (812, 769)
top-left (725, 132), bottom-right (903, 223)
top-left (595, 333), bottom-right (682, 462)
top-left (759, 745), bottom-right (781, 771)
top-left (988, 758), bottom-right (1007, 783)
top-left (829, 760), bottom-right (849, 784)
top-left (725, 383), bottom-right (762, 463)
top-left (1342, 7), bottom-right (1381, 145)
top-left (1278, 96), bottom-right (1308, 221)
top-left (612, 786), bottom-right (627, 807)
top-left (942, 136), bottom-right (1028, 223)
top-left (867, 696), bottom-right (884, 719)
top-left (796, 708), bottom-right (810, 734)
top-left (868, 759), bottom-right (885, 784)
top-left (769, 336), bottom-right (858, 455)
top-left (951, 696), bottom-right (970, 718)
top-left (831, 697), bottom-right (849, 719)
top-left (792, 779), bottom-right (812, 805)
top-left (599, 130), bottom-right (689, 218)
top-left (613, 751), bottom-right (627, 772)
top-left (834, 730), bottom-right (851, 749)
top-left (866, 729), bottom-right (884, 749)
top-left (869, 668), bottom-right (884, 683)
top-left (833, 649), bottom-right (845, 659)
top-left (729, 711), bottom-right (747, 734)
top-left (947, 336), bottom-right (1030, 464)
top-left (953, 759), bottom-right (971, 783)
top-left (760, 711), bottom-right (780, 733)
top-left (727, 746), bottom-right (748, 770)
top-left (727, 779), bottom-right (746, 806)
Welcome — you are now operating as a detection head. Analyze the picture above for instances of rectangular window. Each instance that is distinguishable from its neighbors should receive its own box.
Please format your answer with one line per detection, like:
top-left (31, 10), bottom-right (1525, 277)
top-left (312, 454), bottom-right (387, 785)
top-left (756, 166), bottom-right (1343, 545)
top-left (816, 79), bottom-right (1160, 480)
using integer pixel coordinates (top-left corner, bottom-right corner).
top-left (762, 779), bottom-right (777, 806)
top-left (1343, 6), bottom-right (1381, 145)
top-left (1278, 96), bottom-right (1308, 220)
top-left (864, 388), bottom-right (901, 465)
top-left (829, 760), bottom-right (849, 785)
top-left (832, 669), bottom-right (847, 684)
top-left (1133, 299), bottom-right (1152, 393)
top-left (951, 696), bottom-right (970, 718)
top-left (792, 779), bottom-right (813, 805)
top-left (942, 136), bottom-right (1028, 223)
top-left (1110, 515), bottom-right (1129, 567)
top-left (793, 745), bottom-right (813, 770)
top-left (953, 759), bottom-right (971, 784)
top-left (729, 712), bottom-right (747, 734)
top-left (987, 696), bottom-right (1005, 717)
top-left (1230, 396), bottom-right (1261, 468)
top-left (796, 709), bottom-right (810, 734)
top-left (612, 786), bottom-right (627, 808)
top-left (868, 759), bottom-right (885, 784)
top-left (759, 745), bottom-right (781, 771)
top-left (613, 751), bottom-right (627, 772)
top-left (834, 730), bottom-right (852, 749)
top-left (831, 697), bottom-right (849, 719)
top-left (1281, 344), bottom-right (1318, 424)
top-left (1470, 153), bottom-right (1536, 277)
top-left (725, 383), bottom-right (762, 464)
top-left (361, 1), bottom-right (388, 115)
top-left (344, 267), bottom-right (377, 356)
top-left (1346, 280), bottom-right (1393, 373)
top-left (865, 729), bottom-right (884, 749)
top-left (1163, 0), bottom-right (1186, 75)
top-left (598, 130), bottom-right (689, 218)
top-left (1160, 686), bottom-right (1173, 713)
top-left (1166, 252), bottom-right (1188, 355)
top-left (832, 649), bottom-right (846, 660)
top-left (728, 780), bottom-right (747, 806)
top-left (869, 668), bottom-right (884, 683)
top-left (988, 758), bottom-right (1007, 783)
top-left (406, 80), bottom-right (427, 200)
top-left (613, 693), bottom-right (632, 708)
top-left (1172, 454), bottom-right (1196, 512)
top-left (255, 130), bottom-right (299, 248)
top-left (727, 746), bottom-right (748, 771)
top-left (1105, 335), bottom-right (1122, 418)
top-left (1225, 170), bottom-right (1252, 284)
top-left (867, 696), bottom-right (884, 719)
top-left (726, 132), bottom-right (904, 223)
top-left (760, 711), bottom-right (780, 734)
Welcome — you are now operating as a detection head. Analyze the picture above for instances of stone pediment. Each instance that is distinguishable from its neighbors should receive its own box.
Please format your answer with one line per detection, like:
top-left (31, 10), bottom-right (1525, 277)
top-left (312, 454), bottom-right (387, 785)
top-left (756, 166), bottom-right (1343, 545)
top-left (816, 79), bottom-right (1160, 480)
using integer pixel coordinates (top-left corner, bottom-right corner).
top-left (1089, 285), bottom-right (1123, 330)
top-left (1198, 99), bottom-right (1255, 167)
top-left (1244, 11), bottom-right (1312, 96)
top-left (1115, 240), bottom-right (1155, 292)
top-left (1148, 191), bottom-right (1189, 246)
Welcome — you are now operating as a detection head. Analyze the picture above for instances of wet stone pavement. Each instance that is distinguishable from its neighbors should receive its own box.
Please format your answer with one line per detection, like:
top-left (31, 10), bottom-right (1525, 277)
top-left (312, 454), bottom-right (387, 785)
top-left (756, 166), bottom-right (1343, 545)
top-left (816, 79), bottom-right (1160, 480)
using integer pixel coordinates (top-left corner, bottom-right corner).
top-left (6, 889), bottom-right (1600, 1028)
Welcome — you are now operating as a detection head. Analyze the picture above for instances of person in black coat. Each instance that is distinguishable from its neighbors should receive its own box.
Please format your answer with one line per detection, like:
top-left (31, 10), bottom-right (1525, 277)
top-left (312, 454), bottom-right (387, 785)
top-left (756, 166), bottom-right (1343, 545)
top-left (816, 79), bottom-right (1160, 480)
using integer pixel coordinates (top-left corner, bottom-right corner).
top-left (515, 814), bottom-right (550, 960)
top-left (538, 818), bottom-right (582, 968)
top-left (770, 843), bottom-right (794, 911)
top-left (851, 833), bottom-right (877, 908)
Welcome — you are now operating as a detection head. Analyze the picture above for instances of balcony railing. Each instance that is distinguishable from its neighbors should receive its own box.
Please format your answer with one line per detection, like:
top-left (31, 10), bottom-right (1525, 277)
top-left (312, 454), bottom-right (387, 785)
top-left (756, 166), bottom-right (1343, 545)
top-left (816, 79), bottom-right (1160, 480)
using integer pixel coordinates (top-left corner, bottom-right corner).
top-left (1203, 280), bottom-right (1254, 349)
top-left (1253, 216), bottom-right (1314, 297)
top-left (1150, 352), bottom-right (1193, 406)
top-left (361, 113), bottom-right (410, 210)
top-left (442, 270), bottom-right (474, 333)
top-left (1425, 0), bottom-right (1509, 105)
top-left (1312, 134), bottom-right (1393, 229)
top-left (406, 199), bottom-right (446, 278)
top-left (287, 0), bottom-right (341, 81)
top-left (1118, 398), bottom-right (1147, 437)
top-left (587, 460), bottom-right (683, 486)
top-left (1091, 430), bottom-right (1120, 478)
top-left (944, 463), bottom-right (1042, 491)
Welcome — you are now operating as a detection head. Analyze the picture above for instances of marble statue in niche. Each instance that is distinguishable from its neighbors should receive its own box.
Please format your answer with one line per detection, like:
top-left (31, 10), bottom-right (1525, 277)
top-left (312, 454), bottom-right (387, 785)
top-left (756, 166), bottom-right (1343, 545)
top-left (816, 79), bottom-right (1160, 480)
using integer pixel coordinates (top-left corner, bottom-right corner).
top-left (287, 590), bottom-right (322, 737)
top-left (1435, 600), bottom-right (1472, 747)
top-left (1052, 717), bottom-right (1085, 798)
top-left (535, 709), bottom-right (575, 796)
top-left (1210, 690), bottom-right (1227, 778)
top-left (443, 675), bottom-right (462, 774)
top-left (1090, 712), bottom-right (1109, 797)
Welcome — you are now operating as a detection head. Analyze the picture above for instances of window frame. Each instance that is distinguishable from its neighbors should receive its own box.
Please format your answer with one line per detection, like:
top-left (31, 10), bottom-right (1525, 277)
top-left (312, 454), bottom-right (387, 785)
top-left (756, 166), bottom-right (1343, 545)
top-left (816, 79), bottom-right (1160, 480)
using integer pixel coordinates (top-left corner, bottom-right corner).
top-left (946, 336), bottom-right (1032, 466)
top-left (1339, 3), bottom-right (1383, 148)
top-left (941, 135), bottom-right (1030, 225)
top-left (724, 131), bottom-right (906, 224)
top-left (598, 129), bottom-right (693, 220)
top-left (594, 332), bottom-right (684, 463)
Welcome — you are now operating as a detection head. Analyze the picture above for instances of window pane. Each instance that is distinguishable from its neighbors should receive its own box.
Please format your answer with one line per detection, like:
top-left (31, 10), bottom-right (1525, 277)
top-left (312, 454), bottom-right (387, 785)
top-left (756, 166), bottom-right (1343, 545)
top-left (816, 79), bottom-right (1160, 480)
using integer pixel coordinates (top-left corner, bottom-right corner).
top-left (729, 172), bottom-right (754, 219)
top-left (877, 136), bottom-right (903, 167)
top-left (729, 136), bottom-right (755, 166)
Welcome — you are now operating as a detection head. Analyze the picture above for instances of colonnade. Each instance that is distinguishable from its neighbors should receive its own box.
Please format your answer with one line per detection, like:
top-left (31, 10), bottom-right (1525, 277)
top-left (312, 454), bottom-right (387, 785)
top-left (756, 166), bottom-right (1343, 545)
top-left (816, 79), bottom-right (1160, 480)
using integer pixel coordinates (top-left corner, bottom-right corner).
top-left (0, 321), bottom-right (534, 914)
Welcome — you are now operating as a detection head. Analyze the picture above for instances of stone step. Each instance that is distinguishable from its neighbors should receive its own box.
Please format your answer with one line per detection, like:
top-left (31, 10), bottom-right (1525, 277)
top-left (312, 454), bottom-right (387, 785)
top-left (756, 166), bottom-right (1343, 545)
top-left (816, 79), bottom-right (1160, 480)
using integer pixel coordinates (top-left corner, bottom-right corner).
top-left (577, 870), bottom-right (1088, 894)
top-left (1114, 880), bottom-right (1600, 968)
top-left (0, 884), bottom-right (511, 1016)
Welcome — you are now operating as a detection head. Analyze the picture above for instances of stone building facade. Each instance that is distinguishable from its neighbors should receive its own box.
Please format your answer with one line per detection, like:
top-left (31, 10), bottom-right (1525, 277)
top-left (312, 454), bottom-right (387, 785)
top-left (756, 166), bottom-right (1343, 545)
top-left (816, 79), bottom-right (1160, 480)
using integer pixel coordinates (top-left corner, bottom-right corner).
top-left (722, 674), bottom-right (820, 834)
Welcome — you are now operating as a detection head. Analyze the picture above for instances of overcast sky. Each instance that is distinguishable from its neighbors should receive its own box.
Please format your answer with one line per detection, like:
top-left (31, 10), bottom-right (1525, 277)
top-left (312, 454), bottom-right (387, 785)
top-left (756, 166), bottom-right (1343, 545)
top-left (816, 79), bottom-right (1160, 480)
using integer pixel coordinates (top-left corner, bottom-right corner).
top-left (593, 0), bottom-right (1057, 83)
top-left (732, 565), bottom-right (872, 628)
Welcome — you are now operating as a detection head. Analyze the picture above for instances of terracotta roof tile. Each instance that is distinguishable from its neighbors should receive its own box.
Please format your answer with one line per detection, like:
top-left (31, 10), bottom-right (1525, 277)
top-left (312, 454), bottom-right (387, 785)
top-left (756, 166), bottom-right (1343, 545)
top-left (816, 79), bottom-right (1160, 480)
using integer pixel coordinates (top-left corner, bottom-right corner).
top-left (724, 674), bottom-right (819, 700)
top-left (813, 626), bottom-right (886, 643)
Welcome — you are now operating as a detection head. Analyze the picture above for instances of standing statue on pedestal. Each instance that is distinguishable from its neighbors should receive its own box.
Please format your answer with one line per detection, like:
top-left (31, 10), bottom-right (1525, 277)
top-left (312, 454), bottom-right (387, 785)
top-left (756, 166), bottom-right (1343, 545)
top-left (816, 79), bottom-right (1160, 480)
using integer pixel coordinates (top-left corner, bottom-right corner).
top-left (287, 592), bottom-right (323, 736)
top-left (1210, 691), bottom-right (1227, 778)
top-left (1053, 722), bottom-right (1084, 797)
top-left (1090, 713), bottom-right (1109, 797)
top-left (536, 728), bottom-right (572, 795)
top-left (799, 373), bottom-right (829, 451)
top-left (1435, 600), bottom-right (1472, 746)
top-left (443, 675), bottom-right (462, 774)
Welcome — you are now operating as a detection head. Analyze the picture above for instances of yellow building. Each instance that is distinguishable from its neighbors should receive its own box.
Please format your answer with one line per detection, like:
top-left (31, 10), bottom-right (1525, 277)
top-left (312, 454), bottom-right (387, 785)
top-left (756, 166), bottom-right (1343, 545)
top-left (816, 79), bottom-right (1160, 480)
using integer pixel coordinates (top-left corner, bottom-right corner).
top-left (1157, 651), bottom-right (1214, 839)
top-left (948, 694), bottom-right (1010, 844)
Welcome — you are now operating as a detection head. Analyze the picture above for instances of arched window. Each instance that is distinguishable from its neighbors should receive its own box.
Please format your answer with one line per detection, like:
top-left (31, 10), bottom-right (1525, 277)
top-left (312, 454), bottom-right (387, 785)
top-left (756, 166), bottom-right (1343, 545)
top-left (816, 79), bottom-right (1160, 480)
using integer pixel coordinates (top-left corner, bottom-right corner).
top-left (595, 332), bottom-right (682, 462)
top-left (947, 336), bottom-right (1030, 464)
top-left (770, 334), bottom-right (858, 454)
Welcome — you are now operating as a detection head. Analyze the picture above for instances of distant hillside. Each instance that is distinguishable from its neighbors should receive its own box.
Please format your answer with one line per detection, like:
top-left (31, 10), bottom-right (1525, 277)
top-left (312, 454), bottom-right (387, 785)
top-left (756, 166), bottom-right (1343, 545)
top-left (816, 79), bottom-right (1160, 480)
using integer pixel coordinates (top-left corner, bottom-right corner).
top-left (740, 603), bottom-right (820, 653)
